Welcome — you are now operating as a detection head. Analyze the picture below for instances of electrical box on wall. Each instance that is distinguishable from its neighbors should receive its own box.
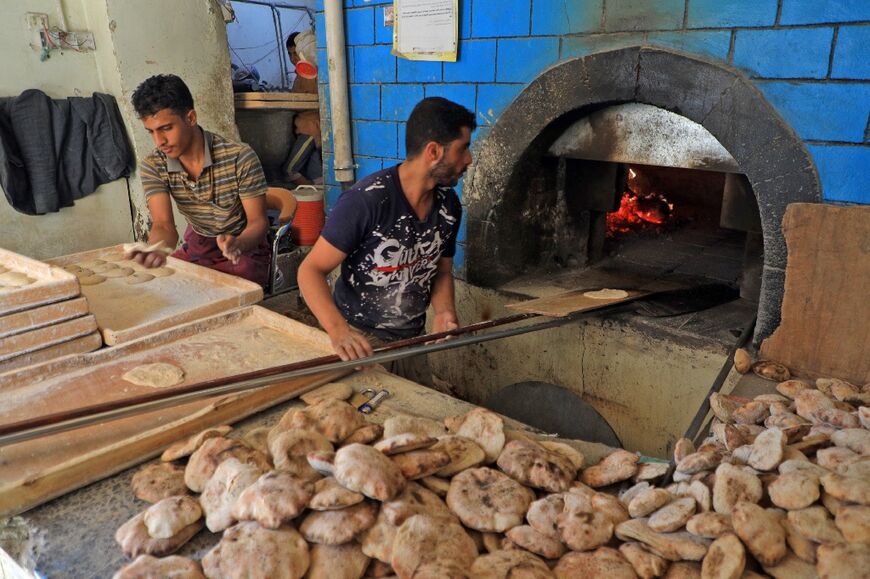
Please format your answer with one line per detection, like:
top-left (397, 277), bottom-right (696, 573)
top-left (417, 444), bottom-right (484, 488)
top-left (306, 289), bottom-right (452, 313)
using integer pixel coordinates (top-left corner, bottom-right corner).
top-left (26, 11), bottom-right (96, 57)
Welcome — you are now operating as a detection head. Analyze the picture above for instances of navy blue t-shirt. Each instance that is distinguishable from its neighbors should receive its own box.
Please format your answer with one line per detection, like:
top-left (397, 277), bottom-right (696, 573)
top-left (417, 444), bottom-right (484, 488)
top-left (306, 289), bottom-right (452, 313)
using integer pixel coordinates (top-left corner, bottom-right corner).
top-left (320, 164), bottom-right (462, 340)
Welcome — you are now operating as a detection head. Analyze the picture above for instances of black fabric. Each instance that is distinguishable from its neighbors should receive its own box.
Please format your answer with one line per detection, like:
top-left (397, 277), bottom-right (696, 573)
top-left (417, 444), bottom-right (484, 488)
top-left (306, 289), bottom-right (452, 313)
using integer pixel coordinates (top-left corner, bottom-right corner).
top-left (0, 100), bottom-right (33, 214)
top-left (0, 89), bottom-right (132, 215)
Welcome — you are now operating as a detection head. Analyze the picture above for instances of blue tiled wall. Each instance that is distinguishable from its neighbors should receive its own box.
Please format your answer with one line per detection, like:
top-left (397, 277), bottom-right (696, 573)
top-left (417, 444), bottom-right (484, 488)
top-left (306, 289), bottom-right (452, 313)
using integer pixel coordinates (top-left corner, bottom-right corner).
top-left (318, 1), bottom-right (870, 269)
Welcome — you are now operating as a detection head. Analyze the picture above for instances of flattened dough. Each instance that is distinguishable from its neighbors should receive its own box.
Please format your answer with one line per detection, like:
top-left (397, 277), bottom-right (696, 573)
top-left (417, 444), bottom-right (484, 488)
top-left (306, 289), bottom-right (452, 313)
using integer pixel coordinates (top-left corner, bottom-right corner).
top-left (123, 363), bottom-right (185, 388)
top-left (123, 241), bottom-right (173, 255)
top-left (79, 274), bottom-right (106, 286)
top-left (101, 267), bottom-right (135, 278)
top-left (126, 272), bottom-right (155, 285)
top-left (148, 267), bottom-right (175, 278)
top-left (584, 288), bottom-right (629, 300)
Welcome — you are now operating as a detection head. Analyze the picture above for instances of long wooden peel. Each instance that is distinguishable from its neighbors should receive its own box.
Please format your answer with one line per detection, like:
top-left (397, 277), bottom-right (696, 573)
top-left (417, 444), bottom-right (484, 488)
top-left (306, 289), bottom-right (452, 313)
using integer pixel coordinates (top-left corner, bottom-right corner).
top-left (0, 285), bottom-right (732, 446)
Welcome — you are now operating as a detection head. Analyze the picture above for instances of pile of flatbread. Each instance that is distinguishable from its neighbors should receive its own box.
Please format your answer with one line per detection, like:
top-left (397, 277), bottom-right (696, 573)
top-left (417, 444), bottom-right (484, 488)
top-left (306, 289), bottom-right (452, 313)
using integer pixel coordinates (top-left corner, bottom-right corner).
top-left (113, 359), bottom-right (870, 578)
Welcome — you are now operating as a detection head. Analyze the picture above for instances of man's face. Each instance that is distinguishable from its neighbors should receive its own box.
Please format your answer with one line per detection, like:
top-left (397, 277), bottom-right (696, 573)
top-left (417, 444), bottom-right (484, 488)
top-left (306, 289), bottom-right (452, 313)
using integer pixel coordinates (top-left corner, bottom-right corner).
top-left (141, 108), bottom-right (197, 159)
top-left (430, 126), bottom-right (473, 187)
top-left (288, 45), bottom-right (300, 66)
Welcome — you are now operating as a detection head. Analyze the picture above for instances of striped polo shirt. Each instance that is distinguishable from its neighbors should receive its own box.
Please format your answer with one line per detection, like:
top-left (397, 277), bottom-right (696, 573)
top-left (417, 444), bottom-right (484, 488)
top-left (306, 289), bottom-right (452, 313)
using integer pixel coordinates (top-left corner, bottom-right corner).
top-left (139, 129), bottom-right (267, 237)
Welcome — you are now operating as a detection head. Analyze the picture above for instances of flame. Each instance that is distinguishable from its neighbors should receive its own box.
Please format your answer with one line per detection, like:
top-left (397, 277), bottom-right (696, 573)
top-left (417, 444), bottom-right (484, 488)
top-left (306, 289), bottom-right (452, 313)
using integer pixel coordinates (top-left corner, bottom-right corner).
top-left (606, 191), bottom-right (674, 237)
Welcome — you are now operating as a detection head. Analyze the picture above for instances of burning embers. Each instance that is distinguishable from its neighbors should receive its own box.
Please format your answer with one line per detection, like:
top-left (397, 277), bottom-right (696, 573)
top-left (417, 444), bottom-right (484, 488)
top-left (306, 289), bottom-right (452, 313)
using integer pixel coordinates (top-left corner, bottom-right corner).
top-left (606, 168), bottom-right (674, 238)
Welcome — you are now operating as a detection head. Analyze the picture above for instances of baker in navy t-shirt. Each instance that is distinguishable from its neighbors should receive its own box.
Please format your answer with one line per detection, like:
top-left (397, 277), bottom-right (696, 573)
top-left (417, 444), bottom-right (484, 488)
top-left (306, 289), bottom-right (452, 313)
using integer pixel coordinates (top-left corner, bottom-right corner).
top-left (298, 97), bottom-right (476, 384)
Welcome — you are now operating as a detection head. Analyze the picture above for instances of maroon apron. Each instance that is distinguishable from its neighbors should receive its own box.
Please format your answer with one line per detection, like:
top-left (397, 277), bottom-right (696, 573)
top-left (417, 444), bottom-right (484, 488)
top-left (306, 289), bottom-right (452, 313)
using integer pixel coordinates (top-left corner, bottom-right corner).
top-left (172, 225), bottom-right (271, 287)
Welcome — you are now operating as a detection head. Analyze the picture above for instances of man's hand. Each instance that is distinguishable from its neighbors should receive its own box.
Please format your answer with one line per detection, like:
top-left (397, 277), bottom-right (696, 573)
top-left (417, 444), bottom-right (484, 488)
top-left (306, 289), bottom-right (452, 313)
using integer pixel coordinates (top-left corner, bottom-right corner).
top-left (127, 250), bottom-right (167, 269)
top-left (431, 311), bottom-right (460, 342)
top-left (216, 234), bottom-right (242, 265)
top-left (328, 325), bottom-right (374, 362)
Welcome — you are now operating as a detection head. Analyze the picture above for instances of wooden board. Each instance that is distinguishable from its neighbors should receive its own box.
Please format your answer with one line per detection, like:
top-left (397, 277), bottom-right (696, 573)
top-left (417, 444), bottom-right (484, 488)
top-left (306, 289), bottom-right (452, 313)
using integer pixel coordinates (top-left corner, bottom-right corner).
top-left (47, 244), bottom-right (263, 345)
top-left (0, 248), bottom-right (79, 316)
top-left (0, 305), bottom-right (347, 516)
top-left (506, 288), bottom-right (647, 317)
top-left (761, 203), bottom-right (870, 384)
top-left (0, 296), bottom-right (90, 339)
top-left (0, 332), bottom-right (102, 375)
top-left (0, 314), bottom-right (97, 361)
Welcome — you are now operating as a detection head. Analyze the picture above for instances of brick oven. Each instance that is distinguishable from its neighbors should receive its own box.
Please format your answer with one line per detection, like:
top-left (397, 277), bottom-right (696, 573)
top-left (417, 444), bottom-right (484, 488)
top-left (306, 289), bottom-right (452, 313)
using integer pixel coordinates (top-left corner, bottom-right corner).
top-left (463, 47), bottom-right (821, 345)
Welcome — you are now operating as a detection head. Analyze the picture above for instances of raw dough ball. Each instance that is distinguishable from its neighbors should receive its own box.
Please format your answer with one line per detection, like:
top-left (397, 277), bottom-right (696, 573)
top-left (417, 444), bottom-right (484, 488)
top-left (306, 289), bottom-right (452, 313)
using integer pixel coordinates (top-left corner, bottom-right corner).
top-left (584, 288), bottom-right (629, 300)
top-left (79, 274), bottom-right (106, 286)
top-left (101, 267), bottom-right (135, 278)
top-left (126, 272), bottom-right (155, 285)
top-left (123, 363), bottom-right (185, 388)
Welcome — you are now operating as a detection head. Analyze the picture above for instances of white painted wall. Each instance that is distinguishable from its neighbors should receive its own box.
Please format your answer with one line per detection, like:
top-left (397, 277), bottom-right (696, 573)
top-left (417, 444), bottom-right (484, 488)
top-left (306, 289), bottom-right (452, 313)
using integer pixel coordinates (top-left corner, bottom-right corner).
top-left (0, 0), bottom-right (239, 258)
top-left (0, 0), bottom-right (133, 259)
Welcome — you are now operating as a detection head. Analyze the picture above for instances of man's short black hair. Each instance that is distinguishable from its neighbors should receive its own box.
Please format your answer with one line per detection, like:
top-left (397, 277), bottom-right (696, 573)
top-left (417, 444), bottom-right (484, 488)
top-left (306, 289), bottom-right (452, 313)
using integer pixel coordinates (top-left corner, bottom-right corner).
top-left (286, 31), bottom-right (300, 52)
top-left (405, 97), bottom-right (476, 158)
top-left (131, 74), bottom-right (194, 119)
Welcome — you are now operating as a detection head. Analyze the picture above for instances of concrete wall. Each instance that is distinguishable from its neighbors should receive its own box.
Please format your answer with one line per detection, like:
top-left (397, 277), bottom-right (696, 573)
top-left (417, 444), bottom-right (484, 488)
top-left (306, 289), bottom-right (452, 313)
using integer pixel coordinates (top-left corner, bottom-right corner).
top-left (317, 0), bottom-right (870, 273)
top-left (0, 0), bottom-right (133, 259)
top-left (0, 0), bottom-right (238, 258)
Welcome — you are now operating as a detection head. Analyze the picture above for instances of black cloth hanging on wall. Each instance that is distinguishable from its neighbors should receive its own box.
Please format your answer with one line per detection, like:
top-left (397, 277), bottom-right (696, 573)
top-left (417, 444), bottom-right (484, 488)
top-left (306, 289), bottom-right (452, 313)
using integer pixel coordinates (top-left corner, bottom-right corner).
top-left (0, 89), bottom-right (133, 215)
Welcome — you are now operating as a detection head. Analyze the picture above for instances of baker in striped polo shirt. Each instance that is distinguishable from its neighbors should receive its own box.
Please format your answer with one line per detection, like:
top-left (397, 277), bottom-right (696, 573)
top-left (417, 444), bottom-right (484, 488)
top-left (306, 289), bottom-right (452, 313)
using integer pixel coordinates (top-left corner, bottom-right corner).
top-left (128, 74), bottom-right (270, 286)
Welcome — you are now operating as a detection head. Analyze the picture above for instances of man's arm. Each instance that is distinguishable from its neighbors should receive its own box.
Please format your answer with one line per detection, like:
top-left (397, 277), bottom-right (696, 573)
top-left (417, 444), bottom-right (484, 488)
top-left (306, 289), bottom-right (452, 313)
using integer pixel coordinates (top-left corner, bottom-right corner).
top-left (297, 237), bottom-right (373, 361)
top-left (429, 257), bottom-right (459, 334)
top-left (131, 192), bottom-right (178, 268)
top-left (216, 195), bottom-right (268, 264)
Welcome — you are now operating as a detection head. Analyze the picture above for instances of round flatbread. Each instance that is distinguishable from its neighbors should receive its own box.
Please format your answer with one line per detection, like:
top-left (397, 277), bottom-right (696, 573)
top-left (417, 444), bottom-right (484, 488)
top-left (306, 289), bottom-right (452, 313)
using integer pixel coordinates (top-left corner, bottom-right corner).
top-left (505, 524), bottom-right (565, 559)
top-left (383, 415), bottom-right (448, 439)
top-left (451, 409), bottom-right (505, 464)
top-left (375, 433), bottom-right (438, 455)
top-left (126, 272), bottom-right (155, 285)
top-left (200, 458), bottom-right (265, 533)
top-left (143, 495), bottom-right (202, 539)
top-left (202, 521), bottom-right (309, 579)
top-left (392, 449), bottom-right (451, 480)
top-left (161, 425), bottom-right (232, 462)
top-left (232, 471), bottom-right (315, 528)
top-left (496, 439), bottom-right (576, 492)
top-left (113, 555), bottom-right (205, 579)
top-left (122, 363), bottom-right (185, 389)
top-left (269, 430), bottom-right (333, 479)
top-left (300, 381), bottom-right (354, 405)
top-left (446, 467), bottom-right (535, 532)
top-left (391, 514), bottom-right (478, 579)
top-left (382, 481), bottom-right (456, 527)
top-left (583, 288), bottom-right (629, 300)
top-left (305, 543), bottom-right (370, 579)
top-left (131, 462), bottom-right (189, 503)
top-left (342, 423), bottom-right (384, 446)
top-left (334, 443), bottom-right (406, 501)
top-left (308, 476), bottom-right (365, 511)
top-left (184, 436), bottom-right (271, 493)
top-left (431, 435), bottom-right (486, 477)
top-left (115, 511), bottom-right (202, 559)
top-left (470, 549), bottom-right (553, 579)
top-left (300, 500), bottom-right (378, 545)
top-left (273, 399), bottom-right (366, 444)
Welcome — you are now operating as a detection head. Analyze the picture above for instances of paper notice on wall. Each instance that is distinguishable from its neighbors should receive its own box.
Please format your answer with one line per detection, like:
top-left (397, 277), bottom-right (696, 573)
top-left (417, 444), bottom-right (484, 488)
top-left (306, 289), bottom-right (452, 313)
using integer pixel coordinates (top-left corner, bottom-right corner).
top-left (393, 0), bottom-right (458, 62)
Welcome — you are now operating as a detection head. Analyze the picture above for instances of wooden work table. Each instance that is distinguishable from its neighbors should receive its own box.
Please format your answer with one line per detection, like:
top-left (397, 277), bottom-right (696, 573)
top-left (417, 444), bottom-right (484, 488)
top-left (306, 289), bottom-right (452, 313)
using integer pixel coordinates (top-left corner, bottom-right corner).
top-left (16, 367), bottom-right (614, 578)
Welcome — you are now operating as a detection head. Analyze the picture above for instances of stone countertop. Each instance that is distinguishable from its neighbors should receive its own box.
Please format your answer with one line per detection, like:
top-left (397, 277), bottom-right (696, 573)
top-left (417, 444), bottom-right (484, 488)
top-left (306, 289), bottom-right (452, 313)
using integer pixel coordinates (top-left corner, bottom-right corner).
top-left (19, 367), bottom-right (614, 578)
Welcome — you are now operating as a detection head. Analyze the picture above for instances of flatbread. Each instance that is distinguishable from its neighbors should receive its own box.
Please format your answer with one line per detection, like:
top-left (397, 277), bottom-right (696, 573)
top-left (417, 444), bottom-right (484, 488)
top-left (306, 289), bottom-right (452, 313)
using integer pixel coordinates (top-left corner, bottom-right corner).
top-left (131, 462), bottom-right (188, 503)
top-left (148, 267), bottom-right (175, 277)
top-left (301, 381), bottom-right (354, 405)
top-left (233, 471), bottom-right (315, 528)
top-left (583, 288), bottom-right (629, 300)
top-left (430, 436), bottom-right (487, 477)
top-left (451, 408), bottom-right (505, 464)
top-left (78, 274), bottom-right (106, 286)
top-left (374, 433), bottom-right (437, 455)
top-left (334, 443), bottom-right (407, 501)
top-left (505, 524), bottom-right (566, 559)
top-left (392, 449), bottom-right (451, 480)
top-left (112, 555), bottom-right (205, 579)
top-left (269, 429), bottom-right (333, 479)
top-left (299, 501), bottom-right (378, 545)
top-left (309, 476), bottom-right (365, 511)
top-left (446, 467), bottom-right (535, 532)
top-left (184, 436), bottom-right (271, 493)
top-left (202, 521), bottom-right (310, 579)
top-left (305, 543), bottom-right (370, 579)
top-left (383, 415), bottom-right (448, 439)
top-left (382, 481), bottom-right (456, 527)
top-left (115, 511), bottom-right (202, 559)
top-left (276, 399), bottom-right (367, 444)
top-left (161, 425), bottom-right (232, 462)
top-left (122, 363), bottom-right (185, 389)
top-left (143, 495), bottom-right (202, 539)
top-left (469, 549), bottom-right (552, 579)
top-left (496, 439), bottom-right (576, 492)
top-left (391, 514), bottom-right (478, 579)
top-left (342, 423), bottom-right (384, 446)
top-left (361, 510), bottom-right (400, 563)
top-left (200, 458), bottom-right (265, 532)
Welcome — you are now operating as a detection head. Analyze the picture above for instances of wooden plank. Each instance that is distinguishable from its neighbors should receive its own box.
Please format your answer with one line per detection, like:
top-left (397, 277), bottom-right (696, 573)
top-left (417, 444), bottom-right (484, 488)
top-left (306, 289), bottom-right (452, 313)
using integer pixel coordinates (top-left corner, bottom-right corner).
top-left (0, 306), bottom-right (347, 516)
top-left (0, 315), bottom-right (98, 361)
top-left (0, 297), bottom-right (90, 339)
top-left (761, 203), bottom-right (870, 384)
top-left (234, 100), bottom-right (319, 111)
top-left (47, 245), bottom-right (263, 345)
top-left (506, 288), bottom-right (647, 317)
top-left (0, 248), bottom-right (80, 316)
top-left (0, 332), bottom-right (102, 375)
top-left (234, 92), bottom-right (318, 102)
